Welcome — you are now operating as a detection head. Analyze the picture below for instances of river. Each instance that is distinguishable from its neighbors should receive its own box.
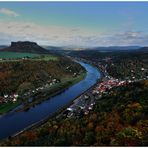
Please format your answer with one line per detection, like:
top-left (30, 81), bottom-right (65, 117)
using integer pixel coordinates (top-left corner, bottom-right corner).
top-left (0, 61), bottom-right (100, 140)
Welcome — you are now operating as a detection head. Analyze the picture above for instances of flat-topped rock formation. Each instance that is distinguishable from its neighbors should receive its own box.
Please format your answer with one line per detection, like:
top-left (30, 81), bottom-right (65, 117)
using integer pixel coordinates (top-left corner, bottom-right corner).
top-left (1, 41), bottom-right (50, 54)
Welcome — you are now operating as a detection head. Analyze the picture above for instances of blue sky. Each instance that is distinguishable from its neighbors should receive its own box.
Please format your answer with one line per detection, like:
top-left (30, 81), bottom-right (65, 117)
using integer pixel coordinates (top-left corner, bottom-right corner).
top-left (0, 2), bottom-right (148, 46)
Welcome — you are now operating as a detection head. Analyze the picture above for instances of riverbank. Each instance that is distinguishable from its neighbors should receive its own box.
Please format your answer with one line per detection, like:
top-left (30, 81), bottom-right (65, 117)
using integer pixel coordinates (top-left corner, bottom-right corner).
top-left (0, 65), bottom-right (100, 143)
top-left (2, 61), bottom-right (101, 142)
top-left (15, 72), bottom-right (86, 113)
top-left (0, 102), bottom-right (20, 115)
top-left (0, 72), bottom-right (86, 117)
top-left (0, 60), bottom-right (100, 142)
top-left (0, 56), bottom-right (86, 115)
top-left (7, 61), bottom-right (103, 140)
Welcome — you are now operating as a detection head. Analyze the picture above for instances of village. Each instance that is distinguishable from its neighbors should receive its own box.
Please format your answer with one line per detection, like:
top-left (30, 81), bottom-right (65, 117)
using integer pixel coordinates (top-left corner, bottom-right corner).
top-left (0, 65), bottom-right (80, 106)
top-left (59, 58), bottom-right (147, 119)
top-left (0, 93), bottom-right (18, 104)
top-left (0, 56), bottom-right (147, 117)
top-left (0, 77), bottom-right (60, 105)
top-left (59, 76), bottom-right (127, 119)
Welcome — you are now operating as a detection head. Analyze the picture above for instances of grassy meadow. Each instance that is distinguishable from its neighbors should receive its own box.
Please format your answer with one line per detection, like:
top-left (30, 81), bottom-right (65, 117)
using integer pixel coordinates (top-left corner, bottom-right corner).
top-left (0, 51), bottom-right (39, 59)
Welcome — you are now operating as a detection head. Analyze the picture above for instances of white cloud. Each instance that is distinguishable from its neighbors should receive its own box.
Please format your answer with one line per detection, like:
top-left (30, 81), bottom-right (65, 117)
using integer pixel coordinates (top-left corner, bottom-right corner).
top-left (0, 21), bottom-right (99, 46)
top-left (105, 31), bottom-right (148, 46)
top-left (77, 31), bottom-right (148, 47)
top-left (0, 8), bottom-right (19, 17)
top-left (0, 20), bottom-right (148, 47)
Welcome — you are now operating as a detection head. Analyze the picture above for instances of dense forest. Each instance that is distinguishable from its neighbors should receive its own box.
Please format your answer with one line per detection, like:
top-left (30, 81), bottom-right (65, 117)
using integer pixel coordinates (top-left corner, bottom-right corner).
top-left (0, 55), bottom-right (86, 114)
top-left (0, 56), bottom-right (84, 95)
top-left (106, 52), bottom-right (148, 80)
top-left (69, 50), bottom-right (148, 80)
top-left (2, 80), bottom-right (147, 146)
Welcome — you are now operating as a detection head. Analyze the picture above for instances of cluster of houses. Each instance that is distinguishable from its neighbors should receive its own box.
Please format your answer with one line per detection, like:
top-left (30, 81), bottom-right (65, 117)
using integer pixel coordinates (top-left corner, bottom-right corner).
top-left (58, 58), bottom-right (148, 119)
top-left (60, 77), bottom-right (127, 119)
top-left (0, 78), bottom-right (60, 104)
top-left (93, 78), bottom-right (126, 95)
top-left (0, 93), bottom-right (18, 104)
top-left (0, 57), bottom-right (30, 61)
top-left (58, 60), bottom-right (128, 119)
top-left (61, 92), bottom-right (96, 118)
top-left (65, 58), bottom-right (146, 118)
top-left (48, 78), bottom-right (60, 87)
top-left (23, 78), bottom-right (60, 97)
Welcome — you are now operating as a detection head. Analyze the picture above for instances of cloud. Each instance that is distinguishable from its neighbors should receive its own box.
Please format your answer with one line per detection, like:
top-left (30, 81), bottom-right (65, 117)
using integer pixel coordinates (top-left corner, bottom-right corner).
top-left (0, 21), bottom-right (99, 46)
top-left (0, 8), bottom-right (19, 17)
top-left (106, 31), bottom-right (148, 46)
top-left (79, 31), bottom-right (148, 47)
top-left (0, 20), bottom-right (148, 47)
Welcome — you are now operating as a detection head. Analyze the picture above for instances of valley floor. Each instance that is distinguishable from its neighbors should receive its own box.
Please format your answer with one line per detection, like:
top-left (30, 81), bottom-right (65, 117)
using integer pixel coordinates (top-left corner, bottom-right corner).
top-left (1, 51), bottom-right (148, 146)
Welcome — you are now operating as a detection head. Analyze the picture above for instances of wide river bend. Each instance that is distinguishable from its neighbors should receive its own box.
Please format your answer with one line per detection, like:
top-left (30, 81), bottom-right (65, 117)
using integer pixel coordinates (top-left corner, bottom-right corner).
top-left (0, 61), bottom-right (100, 140)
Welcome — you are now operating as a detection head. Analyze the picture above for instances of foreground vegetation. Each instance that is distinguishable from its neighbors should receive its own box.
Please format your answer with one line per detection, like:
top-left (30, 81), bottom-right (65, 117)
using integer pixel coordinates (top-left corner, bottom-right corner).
top-left (2, 80), bottom-right (147, 146)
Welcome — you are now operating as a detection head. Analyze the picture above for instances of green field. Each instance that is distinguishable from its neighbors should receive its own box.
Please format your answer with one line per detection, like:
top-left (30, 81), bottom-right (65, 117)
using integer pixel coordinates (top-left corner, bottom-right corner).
top-left (0, 52), bottom-right (58, 62)
top-left (0, 52), bottom-right (39, 59)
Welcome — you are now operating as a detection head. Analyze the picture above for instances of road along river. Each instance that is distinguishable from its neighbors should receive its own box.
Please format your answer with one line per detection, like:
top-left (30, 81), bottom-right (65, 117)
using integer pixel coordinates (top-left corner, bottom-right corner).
top-left (0, 61), bottom-right (100, 140)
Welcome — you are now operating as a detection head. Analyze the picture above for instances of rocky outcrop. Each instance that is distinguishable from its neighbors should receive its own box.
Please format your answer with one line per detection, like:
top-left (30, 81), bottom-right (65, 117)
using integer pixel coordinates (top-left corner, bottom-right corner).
top-left (1, 41), bottom-right (50, 54)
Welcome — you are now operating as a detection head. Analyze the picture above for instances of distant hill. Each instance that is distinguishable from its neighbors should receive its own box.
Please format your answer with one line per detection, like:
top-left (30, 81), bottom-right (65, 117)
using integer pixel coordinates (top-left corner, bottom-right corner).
top-left (0, 46), bottom-right (7, 49)
top-left (0, 41), bottom-right (50, 54)
top-left (43, 46), bottom-right (64, 51)
top-left (139, 47), bottom-right (148, 52)
top-left (88, 46), bottom-right (141, 51)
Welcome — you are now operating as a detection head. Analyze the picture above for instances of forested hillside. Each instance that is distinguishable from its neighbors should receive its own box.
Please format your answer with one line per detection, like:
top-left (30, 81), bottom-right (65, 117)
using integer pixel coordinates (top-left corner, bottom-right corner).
top-left (69, 50), bottom-right (148, 80)
top-left (0, 55), bottom-right (86, 114)
top-left (0, 56), bottom-right (84, 94)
